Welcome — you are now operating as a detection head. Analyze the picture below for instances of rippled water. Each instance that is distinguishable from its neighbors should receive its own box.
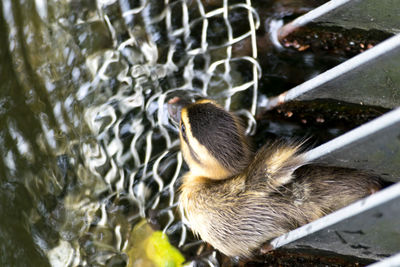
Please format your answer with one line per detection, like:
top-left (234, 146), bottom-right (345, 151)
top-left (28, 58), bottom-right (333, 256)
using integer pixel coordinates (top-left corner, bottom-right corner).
top-left (0, 0), bottom-right (262, 266)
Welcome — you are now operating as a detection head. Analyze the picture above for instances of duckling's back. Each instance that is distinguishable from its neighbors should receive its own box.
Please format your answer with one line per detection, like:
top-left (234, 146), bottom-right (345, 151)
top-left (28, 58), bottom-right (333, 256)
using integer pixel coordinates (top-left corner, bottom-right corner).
top-left (290, 165), bottom-right (383, 214)
top-left (246, 141), bottom-right (383, 219)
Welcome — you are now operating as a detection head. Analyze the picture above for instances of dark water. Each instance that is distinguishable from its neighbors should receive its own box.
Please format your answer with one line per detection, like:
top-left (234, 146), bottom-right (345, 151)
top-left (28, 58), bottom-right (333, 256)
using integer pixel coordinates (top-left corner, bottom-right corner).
top-left (0, 1), bottom-right (92, 265)
top-left (0, 0), bottom-right (370, 266)
top-left (0, 0), bottom-right (257, 265)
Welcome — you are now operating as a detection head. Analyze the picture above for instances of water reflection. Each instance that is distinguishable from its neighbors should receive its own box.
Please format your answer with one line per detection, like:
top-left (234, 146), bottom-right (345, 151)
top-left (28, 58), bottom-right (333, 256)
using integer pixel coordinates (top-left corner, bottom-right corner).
top-left (1, 0), bottom-right (261, 266)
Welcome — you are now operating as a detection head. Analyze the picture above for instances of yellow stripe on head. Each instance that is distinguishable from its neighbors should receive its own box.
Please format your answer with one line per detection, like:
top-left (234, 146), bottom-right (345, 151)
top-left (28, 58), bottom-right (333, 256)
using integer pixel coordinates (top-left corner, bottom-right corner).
top-left (179, 100), bottom-right (251, 180)
top-left (180, 106), bottom-right (232, 179)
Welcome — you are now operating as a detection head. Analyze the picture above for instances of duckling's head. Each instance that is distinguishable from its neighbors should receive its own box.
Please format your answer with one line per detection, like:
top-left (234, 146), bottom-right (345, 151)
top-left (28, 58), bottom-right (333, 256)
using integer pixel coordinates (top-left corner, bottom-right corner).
top-left (169, 97), bottom-right (252, 180)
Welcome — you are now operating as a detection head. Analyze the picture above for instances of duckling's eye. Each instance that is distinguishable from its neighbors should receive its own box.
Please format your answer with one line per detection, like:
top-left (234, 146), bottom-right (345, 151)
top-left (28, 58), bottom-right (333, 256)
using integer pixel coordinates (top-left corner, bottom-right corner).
top-left (181, 123), bottom-right (188, 142)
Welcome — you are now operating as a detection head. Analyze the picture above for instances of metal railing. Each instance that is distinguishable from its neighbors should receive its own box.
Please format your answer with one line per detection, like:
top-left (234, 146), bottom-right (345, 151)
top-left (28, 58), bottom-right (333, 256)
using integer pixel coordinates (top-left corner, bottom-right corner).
top-left (267, 0), bottom-right (400, 264)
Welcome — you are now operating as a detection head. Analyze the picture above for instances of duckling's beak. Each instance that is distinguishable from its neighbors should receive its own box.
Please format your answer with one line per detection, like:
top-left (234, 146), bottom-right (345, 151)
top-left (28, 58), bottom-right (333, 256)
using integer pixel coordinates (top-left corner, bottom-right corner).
top-left (168, 96), bottom-right (189, 125)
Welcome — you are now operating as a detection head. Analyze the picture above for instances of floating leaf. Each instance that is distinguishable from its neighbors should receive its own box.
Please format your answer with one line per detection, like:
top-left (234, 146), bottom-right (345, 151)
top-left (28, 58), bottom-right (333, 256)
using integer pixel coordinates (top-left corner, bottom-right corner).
top-left (125, 220), bottom-right (185, 267)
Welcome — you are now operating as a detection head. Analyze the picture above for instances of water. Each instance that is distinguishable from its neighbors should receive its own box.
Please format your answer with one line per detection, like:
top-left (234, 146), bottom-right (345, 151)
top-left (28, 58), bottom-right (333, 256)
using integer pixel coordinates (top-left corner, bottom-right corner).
top-left (0, 0), bottom-right (367, 266)
top-left (0, 0), bottom-right (260, 265)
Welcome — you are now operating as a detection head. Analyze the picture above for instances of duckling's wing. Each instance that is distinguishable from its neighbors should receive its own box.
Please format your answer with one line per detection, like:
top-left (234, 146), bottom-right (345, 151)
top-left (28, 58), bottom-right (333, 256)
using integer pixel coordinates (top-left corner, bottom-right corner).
top-left (245, 141), bottom-right (306, 191)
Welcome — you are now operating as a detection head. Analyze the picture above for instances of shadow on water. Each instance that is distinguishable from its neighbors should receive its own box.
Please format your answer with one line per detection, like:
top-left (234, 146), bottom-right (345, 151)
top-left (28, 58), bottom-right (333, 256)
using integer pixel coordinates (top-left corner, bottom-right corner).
top-left (0, 0), bottom-right (97, 265)
top-left (0, 2), bottom-right (50, 266)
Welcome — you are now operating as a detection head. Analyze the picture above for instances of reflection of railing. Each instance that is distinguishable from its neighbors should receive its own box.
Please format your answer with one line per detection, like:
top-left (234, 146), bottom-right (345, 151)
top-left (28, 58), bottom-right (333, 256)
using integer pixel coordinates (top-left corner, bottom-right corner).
top-left (267, 0), bottom-right (400, 264)
top-left (82, 1), bottom-right (261, 266)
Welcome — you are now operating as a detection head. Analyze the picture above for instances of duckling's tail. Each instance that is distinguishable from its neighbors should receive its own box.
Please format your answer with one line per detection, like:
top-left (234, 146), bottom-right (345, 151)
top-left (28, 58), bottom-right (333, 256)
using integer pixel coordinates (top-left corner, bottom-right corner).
top-left (247, 141), bottom-right (307, 190)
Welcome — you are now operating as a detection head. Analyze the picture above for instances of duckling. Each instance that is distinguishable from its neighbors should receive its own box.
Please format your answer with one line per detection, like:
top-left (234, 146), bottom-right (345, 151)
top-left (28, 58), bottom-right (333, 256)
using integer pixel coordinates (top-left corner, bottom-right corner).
top-left (168, 97), bottom-right (383, 258)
